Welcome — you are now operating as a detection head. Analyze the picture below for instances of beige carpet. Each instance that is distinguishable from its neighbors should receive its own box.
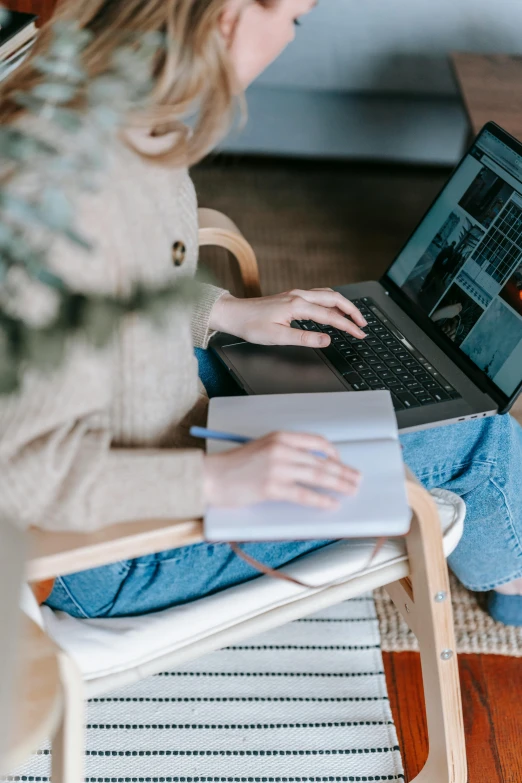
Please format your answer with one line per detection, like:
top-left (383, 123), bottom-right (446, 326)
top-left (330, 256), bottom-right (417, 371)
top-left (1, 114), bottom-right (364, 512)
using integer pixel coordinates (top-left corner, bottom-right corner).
top-left (7, 596), bottom-right (405, 783)
top-left (193, 156), bottom-right (522, 655)
top-left (375, 575), bottom-right (522, 657)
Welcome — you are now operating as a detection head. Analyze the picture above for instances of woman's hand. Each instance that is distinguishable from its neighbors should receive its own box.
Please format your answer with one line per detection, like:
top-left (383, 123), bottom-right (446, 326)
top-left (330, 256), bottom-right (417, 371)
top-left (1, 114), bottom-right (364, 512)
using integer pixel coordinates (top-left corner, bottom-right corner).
top-left (203, 431), bottom-right (361, 510)
top-left (209, 289), bottom-right (368, 348)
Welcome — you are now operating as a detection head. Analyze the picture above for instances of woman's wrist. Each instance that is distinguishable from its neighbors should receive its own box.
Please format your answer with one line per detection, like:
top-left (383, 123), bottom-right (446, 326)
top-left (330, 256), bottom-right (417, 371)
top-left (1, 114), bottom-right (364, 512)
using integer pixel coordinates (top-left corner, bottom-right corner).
top-left (208, 292), bottom-right (241, 335)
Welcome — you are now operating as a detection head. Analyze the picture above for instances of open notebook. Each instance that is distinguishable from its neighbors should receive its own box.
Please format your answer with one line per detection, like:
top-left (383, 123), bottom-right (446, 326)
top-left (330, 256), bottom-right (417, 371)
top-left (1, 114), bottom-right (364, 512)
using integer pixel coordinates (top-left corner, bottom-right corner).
top-left (204, 391), bottom-right (410, 542)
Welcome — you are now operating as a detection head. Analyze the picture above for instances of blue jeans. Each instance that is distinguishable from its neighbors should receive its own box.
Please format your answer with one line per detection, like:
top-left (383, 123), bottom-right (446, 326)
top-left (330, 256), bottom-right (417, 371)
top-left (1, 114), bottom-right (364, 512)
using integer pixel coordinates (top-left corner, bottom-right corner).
top-left (47, 348), bottom-right (522, 618)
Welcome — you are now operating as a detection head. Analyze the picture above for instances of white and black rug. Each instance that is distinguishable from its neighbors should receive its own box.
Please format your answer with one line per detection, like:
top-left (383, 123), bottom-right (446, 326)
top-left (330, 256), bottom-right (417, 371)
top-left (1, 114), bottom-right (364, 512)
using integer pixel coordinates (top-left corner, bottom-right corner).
top-left (6, 595), bottom-right (404, 783)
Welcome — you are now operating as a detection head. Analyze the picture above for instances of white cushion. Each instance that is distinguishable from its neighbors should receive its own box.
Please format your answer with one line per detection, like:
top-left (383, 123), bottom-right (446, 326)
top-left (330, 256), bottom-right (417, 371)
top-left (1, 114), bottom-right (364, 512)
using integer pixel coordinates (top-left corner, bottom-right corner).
top-left (40, 490), bottom-right (465, 681)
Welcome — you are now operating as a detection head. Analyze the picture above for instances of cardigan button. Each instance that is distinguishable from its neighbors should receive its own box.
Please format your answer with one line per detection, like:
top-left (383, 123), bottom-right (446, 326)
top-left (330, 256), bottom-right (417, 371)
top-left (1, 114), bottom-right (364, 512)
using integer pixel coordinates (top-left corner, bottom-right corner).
top-left (172, 241), bottom-right (186, 267)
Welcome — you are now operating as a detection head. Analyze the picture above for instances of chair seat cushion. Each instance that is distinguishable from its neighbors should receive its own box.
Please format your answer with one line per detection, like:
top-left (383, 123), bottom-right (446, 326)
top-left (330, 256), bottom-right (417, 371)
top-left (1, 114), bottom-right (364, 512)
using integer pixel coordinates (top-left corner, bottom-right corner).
top-left (41, 489), bottom-right (465, 681)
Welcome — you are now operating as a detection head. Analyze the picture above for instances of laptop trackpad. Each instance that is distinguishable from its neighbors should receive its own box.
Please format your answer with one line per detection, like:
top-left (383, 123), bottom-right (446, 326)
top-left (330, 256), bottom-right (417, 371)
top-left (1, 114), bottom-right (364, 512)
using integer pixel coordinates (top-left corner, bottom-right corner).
top-left (223, 342), bottom-right (346, 394)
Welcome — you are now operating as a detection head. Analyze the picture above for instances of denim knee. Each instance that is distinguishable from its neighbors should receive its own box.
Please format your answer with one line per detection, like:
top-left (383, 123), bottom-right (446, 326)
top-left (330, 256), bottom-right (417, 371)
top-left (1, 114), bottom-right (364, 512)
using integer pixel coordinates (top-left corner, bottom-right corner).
top-left (448, 467), bottom-right (522, 591)
top-left (402, 415), bottom-right (522, 591)
top-left (46, 560), bottom-right (132, 618)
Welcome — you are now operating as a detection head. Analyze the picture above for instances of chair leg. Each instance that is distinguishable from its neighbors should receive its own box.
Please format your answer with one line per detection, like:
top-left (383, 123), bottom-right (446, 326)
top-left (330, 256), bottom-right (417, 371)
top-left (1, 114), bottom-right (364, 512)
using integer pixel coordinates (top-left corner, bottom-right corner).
top-left (385, 482), bottom-right (467, 783)
top-left (51, 652), bottom-right (84, 783)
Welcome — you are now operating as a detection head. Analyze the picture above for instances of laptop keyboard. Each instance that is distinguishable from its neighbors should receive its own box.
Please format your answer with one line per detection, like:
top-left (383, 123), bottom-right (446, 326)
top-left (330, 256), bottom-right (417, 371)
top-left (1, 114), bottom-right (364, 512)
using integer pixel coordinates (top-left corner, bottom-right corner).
top-left (296, 296), bottom-right (461, 412)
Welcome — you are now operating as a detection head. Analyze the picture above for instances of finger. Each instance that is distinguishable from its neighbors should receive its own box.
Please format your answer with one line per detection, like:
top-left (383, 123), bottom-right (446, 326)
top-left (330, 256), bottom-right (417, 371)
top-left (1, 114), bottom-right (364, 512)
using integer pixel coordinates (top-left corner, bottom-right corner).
top-left (263, 322), bottom-right (364, 349)
top-left (274, 445), bottom-right (362, 483)
top-left (262, 323), bottom-right (333, 349)
top-left (297, 302), bottom-right (367, 338)
top-left (290, 289), bottom-right (367, 327)
top-left (265, 430), bottom-right (341, 461)
top-left (279, 462), bottom-right (361, 495)
top-left (269, 482), bottom-right (341, 510)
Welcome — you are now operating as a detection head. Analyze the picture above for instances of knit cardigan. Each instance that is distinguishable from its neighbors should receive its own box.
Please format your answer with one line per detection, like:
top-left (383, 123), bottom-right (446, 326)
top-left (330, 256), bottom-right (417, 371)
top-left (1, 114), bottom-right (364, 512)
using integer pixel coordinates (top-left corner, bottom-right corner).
top-left (0, 130), bottom-right (226, 533)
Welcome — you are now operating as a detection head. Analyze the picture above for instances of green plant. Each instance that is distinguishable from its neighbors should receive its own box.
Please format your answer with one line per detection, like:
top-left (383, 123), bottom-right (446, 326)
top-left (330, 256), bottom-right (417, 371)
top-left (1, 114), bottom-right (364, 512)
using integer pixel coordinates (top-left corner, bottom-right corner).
top-left (0, 13), bottom-right (199, 394)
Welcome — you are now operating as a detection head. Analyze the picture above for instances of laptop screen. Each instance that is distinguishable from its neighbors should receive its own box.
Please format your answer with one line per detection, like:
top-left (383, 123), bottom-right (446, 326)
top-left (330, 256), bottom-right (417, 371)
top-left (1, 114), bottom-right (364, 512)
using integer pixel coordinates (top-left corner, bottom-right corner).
top-left (387, 127), bottom-right (522, 399)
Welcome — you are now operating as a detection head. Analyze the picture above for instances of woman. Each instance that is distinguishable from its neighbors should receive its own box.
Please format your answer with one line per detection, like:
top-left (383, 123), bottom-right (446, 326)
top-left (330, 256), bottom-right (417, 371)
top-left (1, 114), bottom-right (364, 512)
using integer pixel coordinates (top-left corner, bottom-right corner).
top-left (1, 0), bottom-right (522, 625)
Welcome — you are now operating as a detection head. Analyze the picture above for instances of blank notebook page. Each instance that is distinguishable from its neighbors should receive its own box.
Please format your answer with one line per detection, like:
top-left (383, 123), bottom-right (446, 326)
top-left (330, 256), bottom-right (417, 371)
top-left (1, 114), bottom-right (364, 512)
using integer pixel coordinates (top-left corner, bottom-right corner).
top-left (204, 391), bottom-right (410, 542)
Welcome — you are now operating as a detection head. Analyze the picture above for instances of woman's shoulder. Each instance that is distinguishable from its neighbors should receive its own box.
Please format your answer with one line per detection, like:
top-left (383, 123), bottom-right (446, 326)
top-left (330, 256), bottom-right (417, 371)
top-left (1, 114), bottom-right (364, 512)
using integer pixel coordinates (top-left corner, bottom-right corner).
top-left (114, 128), bottom-right (197, 214)
top-left (14, 111), bottom-right (193, 193)
top-left (10, 113), bottom-right (198, 293)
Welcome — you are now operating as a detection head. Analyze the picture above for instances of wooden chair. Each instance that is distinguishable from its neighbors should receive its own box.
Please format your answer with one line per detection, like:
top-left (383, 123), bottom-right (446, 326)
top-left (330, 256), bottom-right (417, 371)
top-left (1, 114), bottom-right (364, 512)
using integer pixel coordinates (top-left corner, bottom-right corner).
top-left (9, 210), bottom-right (467, 783)
top-left (0, 522), bottom-right (83, 783)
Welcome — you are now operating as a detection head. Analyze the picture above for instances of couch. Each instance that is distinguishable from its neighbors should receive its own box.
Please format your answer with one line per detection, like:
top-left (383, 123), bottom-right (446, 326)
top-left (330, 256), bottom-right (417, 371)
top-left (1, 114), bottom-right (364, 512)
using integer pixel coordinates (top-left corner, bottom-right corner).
top-left (221, 0), bottom-right (522, 164)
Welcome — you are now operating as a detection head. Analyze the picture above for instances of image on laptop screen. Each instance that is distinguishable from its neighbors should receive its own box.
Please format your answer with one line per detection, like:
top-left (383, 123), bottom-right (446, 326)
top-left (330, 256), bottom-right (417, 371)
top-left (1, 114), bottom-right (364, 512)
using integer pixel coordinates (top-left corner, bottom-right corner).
top-left (388, 128), bottom-right (522, 399)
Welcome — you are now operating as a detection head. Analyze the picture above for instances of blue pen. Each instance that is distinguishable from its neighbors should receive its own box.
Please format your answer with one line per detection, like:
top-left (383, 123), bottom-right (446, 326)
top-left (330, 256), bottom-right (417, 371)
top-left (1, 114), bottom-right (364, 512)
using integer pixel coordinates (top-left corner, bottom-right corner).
top-left (190, 426), bottom-right (252, 444)
top-left (189, 426), bottom-right (328, 459)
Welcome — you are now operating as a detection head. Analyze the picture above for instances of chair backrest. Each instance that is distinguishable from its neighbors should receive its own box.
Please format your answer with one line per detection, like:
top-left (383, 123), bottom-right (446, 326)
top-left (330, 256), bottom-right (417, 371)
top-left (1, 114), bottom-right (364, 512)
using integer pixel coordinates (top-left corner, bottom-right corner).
top-left (0, 519), bottom-right (27, 767)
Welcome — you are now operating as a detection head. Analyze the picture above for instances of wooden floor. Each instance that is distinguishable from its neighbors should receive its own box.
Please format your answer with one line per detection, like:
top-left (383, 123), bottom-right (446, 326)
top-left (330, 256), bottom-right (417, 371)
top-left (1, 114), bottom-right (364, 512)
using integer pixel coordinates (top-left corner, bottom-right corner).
top-left (194, 155), bottom-right (522, 783)
top-left (385, 652), bottom-right (522, 783)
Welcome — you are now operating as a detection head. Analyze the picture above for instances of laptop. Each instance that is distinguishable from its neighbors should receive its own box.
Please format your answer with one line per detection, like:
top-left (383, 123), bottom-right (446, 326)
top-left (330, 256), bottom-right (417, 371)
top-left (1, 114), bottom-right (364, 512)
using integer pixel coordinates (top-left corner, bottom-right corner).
top-left (211, 122), bottom-right (522, 432)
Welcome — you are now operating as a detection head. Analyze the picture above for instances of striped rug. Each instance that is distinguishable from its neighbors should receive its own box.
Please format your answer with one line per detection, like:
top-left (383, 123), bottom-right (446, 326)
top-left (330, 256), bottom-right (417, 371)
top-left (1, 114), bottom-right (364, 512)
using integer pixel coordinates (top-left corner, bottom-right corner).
top-left (5, 595), bottom-right (404, 783)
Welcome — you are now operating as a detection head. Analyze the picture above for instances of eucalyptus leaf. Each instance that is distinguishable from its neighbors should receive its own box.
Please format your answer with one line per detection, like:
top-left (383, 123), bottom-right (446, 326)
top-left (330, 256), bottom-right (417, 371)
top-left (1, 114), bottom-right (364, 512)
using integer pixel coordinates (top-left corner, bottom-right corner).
top-left (0, 19), bottom-right (195, 394)
top-left (32, 265), bottom-right (66, 291)
top-left (40, 187), bottom-right (74, 230)
top-left (146, 299), bottom-right (171, 328)
top-left (62, 227), bottom-right (92, 251)
top-left (0, 223), bottom-right (14, 249)
top-left (12, 92), bottom-right (45, 114)
top-left (49, 23), bottom-right (91, 59)
top-left (57, 291), bottom-right (87, 330)
top-left (24, 325), bottom-right (66, 371)
top-left (0, 192), bottom-right (87, 247)
top-left (0, 364), bottom-right (18, 395)
top-left (90, 105), bottom-right (120, 131)
top-left (33, 55), bottom-right (86, 83)
top-left (0, 127), bottom-right (57, 161)
top-left (1, 193), bottom-right (40, 225)
top-left (32, 82), bottom-right (78, 104)
top-left (5, 234), bottom-right (34, 263)
top-left (88, 75), bottom-right (127, 103)
top-left (50, 107), bottom-right (84, 133)
top-left (49, 39), bottom-right (81, 61)
top-left (17, 247), bottom-right (50, 274)
top-left (82, 299), bottom-right (121, 348)
top-left (48, 154), bottom-right (80, 174)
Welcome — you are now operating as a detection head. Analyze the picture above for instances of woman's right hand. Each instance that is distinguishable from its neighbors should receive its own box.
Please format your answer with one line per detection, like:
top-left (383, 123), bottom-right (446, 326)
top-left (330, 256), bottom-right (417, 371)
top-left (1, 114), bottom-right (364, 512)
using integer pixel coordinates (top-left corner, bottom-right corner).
top-left (203, 431), bottom-right (361, 510)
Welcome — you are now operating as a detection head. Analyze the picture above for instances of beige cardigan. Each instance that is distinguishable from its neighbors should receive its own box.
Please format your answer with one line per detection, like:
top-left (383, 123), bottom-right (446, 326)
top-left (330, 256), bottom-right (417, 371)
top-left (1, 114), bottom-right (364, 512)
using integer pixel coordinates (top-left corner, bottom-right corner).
top-left (0, 132), bottom-right (226, 532)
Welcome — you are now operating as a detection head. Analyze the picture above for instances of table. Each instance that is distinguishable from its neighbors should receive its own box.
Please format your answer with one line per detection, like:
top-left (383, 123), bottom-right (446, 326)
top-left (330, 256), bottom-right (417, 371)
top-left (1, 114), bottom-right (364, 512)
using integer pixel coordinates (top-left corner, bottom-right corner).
top-left (451, 52), bottom-right (522, 141)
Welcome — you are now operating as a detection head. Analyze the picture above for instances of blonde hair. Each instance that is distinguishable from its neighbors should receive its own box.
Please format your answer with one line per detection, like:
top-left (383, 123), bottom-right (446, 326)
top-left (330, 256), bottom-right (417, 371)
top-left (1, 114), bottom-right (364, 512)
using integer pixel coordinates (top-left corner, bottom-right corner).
top-left (0, 0), bottom-right (264, 167)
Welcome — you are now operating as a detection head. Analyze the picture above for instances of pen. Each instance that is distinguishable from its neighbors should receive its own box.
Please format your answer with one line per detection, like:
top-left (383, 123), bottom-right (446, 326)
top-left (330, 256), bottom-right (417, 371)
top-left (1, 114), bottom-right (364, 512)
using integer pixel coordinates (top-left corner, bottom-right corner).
top-left (189, 426), bottom-right (328, 459)
top-left (189, 426), bottom-right (251, 444)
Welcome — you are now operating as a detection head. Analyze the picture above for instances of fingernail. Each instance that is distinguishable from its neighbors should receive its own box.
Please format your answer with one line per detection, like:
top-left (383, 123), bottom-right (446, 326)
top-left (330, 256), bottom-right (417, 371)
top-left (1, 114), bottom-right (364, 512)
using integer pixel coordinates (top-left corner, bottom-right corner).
top-left (357, 330), bottom-right (367, 339)
top-left (360, 317), bottom-right (368, 326)
top-left (319, 335), bottom-right (330, 346)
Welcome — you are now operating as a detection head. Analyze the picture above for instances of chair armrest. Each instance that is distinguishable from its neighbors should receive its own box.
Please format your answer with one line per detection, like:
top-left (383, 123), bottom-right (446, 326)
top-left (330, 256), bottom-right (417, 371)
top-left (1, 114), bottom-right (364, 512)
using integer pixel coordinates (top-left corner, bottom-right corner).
top-left (26, 475), bottom-right (428, 586)
top-left (198, 208), bottom-right (262, 298)
top-left (26, 518), bottom-right (204, 583)
top-left (404, 476), bottom-right (451, 602)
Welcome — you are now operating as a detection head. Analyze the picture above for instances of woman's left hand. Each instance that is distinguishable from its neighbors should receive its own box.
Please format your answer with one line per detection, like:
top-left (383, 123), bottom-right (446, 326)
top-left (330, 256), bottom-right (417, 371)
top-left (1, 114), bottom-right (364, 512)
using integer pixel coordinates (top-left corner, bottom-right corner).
top-left (209, 288), bottom-right (368, 348)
